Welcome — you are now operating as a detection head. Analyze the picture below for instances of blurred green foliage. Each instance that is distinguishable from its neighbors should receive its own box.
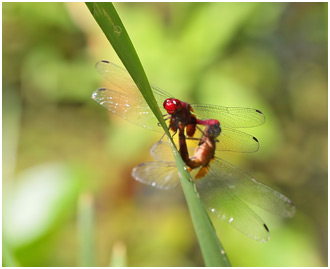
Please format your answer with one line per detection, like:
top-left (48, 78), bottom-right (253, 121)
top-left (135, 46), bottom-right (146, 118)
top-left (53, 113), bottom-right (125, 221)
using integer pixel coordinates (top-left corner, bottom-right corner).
top-left (2, 2), bottom-right (327, 266)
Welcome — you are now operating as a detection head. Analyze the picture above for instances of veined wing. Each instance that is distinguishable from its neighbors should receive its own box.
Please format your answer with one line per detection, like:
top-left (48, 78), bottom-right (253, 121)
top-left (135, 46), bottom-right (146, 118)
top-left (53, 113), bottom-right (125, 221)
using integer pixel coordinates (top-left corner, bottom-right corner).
top-left (96, 60), bottom-right (172, 107)
top-left (150, 127), bottom-right (259, 157)
top-left (147, 133), bottom-right (295, 218)
top-left (132, 161), bottom-right (180, 190)
top-left (208, 158), bottom-right (296, 218)
top-left (137, 138), bottom-right (272, 241)
top-left (195, 167), bottom-right (271, 242)
top-left (185, 126), bottom-right (260, 153)
top-left (92, 88), bottom-right (163, 132)
top-left (216, 127), bottom-right (259, 153)
top-left (95, 60), bottom-right (263, 152)
top-left (96, 61), bottom-right (266, 129)
top-left (150, 136), bottom-right (195, 162)
top-left (191, 104), bottom-right (266, 128)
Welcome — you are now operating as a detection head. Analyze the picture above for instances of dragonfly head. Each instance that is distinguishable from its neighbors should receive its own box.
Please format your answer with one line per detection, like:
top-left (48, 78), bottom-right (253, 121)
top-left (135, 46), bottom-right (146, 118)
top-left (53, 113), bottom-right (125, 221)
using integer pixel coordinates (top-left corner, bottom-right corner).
top-left (163, 98), bottom-right (182, 114)
top-left (205, 119), bottom-right (221, 138)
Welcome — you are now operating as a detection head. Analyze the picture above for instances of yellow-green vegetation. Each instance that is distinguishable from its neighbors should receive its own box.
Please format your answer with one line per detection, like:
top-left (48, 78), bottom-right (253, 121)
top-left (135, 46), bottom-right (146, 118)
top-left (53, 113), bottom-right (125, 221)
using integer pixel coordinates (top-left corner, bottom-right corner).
top-left (3, 2), bottom-right (327, 267)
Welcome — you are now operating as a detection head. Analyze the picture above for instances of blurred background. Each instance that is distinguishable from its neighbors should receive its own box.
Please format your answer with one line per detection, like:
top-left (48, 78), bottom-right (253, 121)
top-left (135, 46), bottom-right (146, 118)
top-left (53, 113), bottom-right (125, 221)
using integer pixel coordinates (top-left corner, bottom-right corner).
top-left (2, 2), bottom-right (327, 266)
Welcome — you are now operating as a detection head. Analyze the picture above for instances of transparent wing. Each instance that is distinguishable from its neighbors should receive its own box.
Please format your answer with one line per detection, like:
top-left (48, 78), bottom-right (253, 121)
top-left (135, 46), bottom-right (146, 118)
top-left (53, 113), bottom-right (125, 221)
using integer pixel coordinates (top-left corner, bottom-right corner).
top-left (132, 161), bottom-right (180, 190)
top-left (149, 126), bottom-right (259, 157)
top-left (195, 168), bottom-right (271, 242)
top-left (92, 88), bottom-right (163, 132)
top-left (209, 158), bottom-right (296, 218)
top-left (95, 60), bottom-right (172, 107)
top-left (216, 128), bottom-right (259, 153)
top-left (185, 126), bottom-right (260, 153)
top-left (95, 60), bottom-right (263, 152)
top-left (96, 60), bottom-right (266, 129)
top-left (148, 137), bottom-right (295, 217)
top-left (150, 139), bottom-right (175, 162)
top-left (135, 142), bottom-right (295, 241)
top-left (191, 104), bottom-right (266, 128)
top-left (150, 136), bottom-right (195, 162)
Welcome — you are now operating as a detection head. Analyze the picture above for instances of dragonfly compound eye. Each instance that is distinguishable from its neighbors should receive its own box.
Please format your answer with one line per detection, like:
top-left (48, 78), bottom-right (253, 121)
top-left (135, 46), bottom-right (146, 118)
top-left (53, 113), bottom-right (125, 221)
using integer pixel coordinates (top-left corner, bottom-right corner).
top-left (163, 98), bottom-right (182, 114)
top-left (205, 119), bottom-right (221, 137)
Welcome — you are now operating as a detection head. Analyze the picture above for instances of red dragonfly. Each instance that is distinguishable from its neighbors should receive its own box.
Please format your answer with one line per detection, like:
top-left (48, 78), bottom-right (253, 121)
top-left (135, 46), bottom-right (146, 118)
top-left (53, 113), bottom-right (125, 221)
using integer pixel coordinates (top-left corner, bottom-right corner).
top-left (132, 122), bottom-right (295, 242)
top-left (92, 60), bottom-right (265, 154)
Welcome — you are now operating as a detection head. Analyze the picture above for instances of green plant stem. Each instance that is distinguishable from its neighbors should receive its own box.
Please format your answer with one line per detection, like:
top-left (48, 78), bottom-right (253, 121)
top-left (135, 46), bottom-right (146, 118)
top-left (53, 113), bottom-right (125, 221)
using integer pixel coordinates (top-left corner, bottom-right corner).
top-left (86, 2), bottom-right (231, 266)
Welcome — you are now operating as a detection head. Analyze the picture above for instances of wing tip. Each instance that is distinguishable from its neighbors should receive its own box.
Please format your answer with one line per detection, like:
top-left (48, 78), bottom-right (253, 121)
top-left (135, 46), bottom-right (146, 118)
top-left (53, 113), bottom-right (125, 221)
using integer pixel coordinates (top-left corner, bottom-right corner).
top-left (95, 59), bottom-right (110, 69)
top-left (91, 88), bottom-right (107, 100)
top-left (258, 224), bottom-right (270, 243)
top-left (286, 201), bottom-right (296, 218)
top-left (256, 109), bottom-right (266, 124)
top-left (251, 136), bottom-right (260, 152)
top-left (263, 223), bottom-right (270, 233)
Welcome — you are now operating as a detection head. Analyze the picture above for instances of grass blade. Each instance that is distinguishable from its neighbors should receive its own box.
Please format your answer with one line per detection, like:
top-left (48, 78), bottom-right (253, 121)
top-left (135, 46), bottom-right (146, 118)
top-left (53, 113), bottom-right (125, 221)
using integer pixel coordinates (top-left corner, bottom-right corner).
top-left (86, 3), bottom-right (231, 266)
top-left (109, 241), bottom-right (127, 267)
top-left (77, 192), bottom-right (94, 267)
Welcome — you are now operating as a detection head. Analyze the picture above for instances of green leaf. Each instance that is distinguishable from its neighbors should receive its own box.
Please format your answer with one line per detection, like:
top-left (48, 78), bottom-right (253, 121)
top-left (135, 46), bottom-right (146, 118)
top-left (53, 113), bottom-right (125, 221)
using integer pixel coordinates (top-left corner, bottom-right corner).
top-left (86, 3), bottom-right (231, 266)
top-left (2, 238), bottom-right (20, 267)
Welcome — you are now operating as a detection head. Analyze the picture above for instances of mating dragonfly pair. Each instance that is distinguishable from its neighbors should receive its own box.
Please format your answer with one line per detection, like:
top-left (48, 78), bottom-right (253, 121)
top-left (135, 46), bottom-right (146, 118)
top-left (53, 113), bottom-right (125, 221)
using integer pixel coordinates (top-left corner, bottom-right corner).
top-left (92, 60), bottom-right (295, 242)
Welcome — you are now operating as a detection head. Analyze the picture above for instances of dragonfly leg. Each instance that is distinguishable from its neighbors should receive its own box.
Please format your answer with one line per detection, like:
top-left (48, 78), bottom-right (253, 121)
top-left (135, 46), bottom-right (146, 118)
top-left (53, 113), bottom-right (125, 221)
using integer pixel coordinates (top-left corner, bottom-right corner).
top-left (158, 115), bottom-right (170, 127)
top-left (163, 114), bottom-right (170, 120)
top-left (186, 137), bottom-right (200, 141)
top-left (159, 133), bottom-right (166, 141)
top-left (171, 130), bottom-right (177, 138)
top-left (196, 125), bottom-right (206, 136)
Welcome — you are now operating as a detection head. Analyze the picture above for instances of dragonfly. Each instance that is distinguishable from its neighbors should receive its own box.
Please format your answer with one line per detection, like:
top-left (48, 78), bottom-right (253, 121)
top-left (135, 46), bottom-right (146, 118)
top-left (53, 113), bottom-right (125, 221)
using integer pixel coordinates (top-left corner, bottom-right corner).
top-left (132, 122), bottom-right (296, 242)
top-left (92, 60), bottom-right (266, 154)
